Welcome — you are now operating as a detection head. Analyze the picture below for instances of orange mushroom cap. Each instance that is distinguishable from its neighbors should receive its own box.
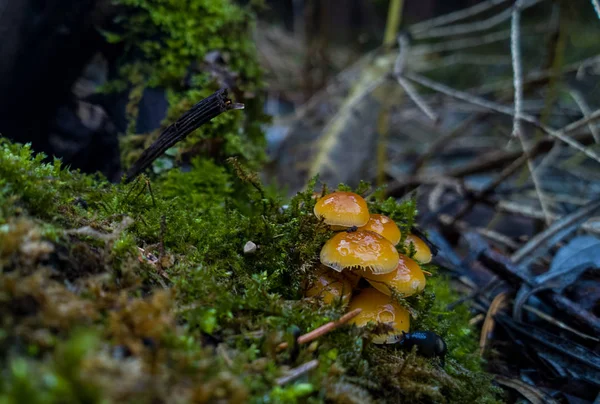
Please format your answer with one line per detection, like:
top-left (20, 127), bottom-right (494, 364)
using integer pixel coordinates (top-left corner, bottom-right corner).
top-left (358, 214), bottom-right (401, 245)
top-left (313, 191), bottom-right (370, 229)
top-left (404, 234), bottom-right (432, 264)
top-left (359, 254), bottom-right (426, 297)
top-left (320, 230), bottom-right (399, 275)
top-left (347, 287), bottom-right (410, 344)
top-left (305, 265), bottom-right (352, 307)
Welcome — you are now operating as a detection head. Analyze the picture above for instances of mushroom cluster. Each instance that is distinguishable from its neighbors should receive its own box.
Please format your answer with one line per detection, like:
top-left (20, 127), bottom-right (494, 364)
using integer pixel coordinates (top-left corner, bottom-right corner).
top-left (305, 191), bottom-right (433, 344)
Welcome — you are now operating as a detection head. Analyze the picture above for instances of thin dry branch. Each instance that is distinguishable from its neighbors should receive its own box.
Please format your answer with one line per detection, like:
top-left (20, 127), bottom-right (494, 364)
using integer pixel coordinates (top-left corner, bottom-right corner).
top-left (413, 0), bottom-right (547, 40)
top-left (510, 0), bottom-right (552, 224)
top-left (511, 0), bottom-right (524, 139)
top-left (497, 200), bottom-right (600, 234)
top-left (409, 0), bottom-right (510, 33)
top-left (569, 90), bottom-right (600, 143)
top-left (412, 29), bottom-right (511, 56)
top-left (275, 359), bottom-right (319, 385)
top-left (403, 72), bottom-right (600, 163)
top-left (276, 308), bottom-right (362, 352)
top-left (393, 35), bottom-right (438, 122)
top-left (418, 54), bottom-right (512, 72)
top-left (478, 55), bottom-right (600, 94)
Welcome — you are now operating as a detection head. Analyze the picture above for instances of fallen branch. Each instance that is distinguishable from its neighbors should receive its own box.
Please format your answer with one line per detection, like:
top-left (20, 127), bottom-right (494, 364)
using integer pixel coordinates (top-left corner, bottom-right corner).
top-left (124, 89), bottom-right (243, 183)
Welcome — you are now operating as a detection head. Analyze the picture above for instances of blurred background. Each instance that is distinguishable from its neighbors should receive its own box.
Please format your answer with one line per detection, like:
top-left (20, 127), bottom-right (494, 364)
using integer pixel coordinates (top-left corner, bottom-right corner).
top-left (2, 0), bottom-right (600, 202)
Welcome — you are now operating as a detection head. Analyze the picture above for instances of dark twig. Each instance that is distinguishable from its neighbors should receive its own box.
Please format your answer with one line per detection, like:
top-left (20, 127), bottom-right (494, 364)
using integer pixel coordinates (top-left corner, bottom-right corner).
top-left (511, 197), bottom-right (600, 269)
top-left (472, 237), bottom-right (600, 334)
top-left (124, 89), bottom-right (243, 183)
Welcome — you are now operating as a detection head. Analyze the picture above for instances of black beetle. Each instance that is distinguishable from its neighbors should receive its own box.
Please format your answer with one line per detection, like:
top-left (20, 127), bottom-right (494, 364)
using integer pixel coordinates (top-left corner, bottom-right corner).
top-left (398, 331), bottom-right (447, 366)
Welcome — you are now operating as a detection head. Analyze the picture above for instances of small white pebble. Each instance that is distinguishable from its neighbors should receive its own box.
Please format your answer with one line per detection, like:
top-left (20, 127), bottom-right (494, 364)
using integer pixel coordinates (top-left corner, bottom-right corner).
top-left (243, 241), bottom-right (257, 255)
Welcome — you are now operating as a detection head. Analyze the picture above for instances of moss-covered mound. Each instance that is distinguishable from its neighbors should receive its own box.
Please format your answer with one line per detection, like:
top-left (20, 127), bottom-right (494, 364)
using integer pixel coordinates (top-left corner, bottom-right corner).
top-left (0, 139), bottom-right (502, 403)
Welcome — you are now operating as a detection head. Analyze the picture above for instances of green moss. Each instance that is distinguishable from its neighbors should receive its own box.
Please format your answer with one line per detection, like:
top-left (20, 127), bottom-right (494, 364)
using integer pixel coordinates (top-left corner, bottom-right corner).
top-left (0, 139), bottom-right (502, 403)
top-left (102, 0), bottom-right (269, 173)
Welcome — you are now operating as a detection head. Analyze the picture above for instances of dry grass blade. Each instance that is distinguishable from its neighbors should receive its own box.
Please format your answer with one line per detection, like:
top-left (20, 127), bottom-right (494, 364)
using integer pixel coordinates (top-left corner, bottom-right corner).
top-left (511, 197), bottom-right (600, 269)
top-left (522, 304), bottom-right (600, 342)
top-left (494, 375), bottom-right (560, 404)
top-left (479, 291), bottom-right (509, 356)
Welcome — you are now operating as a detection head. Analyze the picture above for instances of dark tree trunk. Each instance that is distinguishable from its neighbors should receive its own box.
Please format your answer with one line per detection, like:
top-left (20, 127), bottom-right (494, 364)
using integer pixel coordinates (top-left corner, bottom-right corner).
top-left (0, 0), bottom-right (120, 179)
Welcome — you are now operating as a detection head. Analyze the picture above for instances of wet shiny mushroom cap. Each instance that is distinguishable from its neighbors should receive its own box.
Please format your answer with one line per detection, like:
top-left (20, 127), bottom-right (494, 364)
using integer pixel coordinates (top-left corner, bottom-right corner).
top-left (358, 214), bottom-right (401, 245)
top-left (313, 191), bottom-right (370, 229)
top-left (320, 230), bottom-right (399, 275)
top-left (347, 287), bottom-right (410, 344)
top-left (360, 254), bottom-right (426, 297)
top-left (404, 234), bottom-right (432, 264)
top-left (305, 265), bottom-right (352, 307)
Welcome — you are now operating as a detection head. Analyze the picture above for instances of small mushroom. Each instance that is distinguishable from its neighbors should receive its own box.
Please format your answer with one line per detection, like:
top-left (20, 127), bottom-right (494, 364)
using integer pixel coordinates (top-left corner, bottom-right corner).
top-left (358, 214), bottom-right (401, 245)
top-left (403, 234), bottom-right (432, 264)
top-left (347, 287), bottom-right (410, 344)
top-left (313, 191), bottom-right (370, 230)
top-left (358, 254), bottom-right (426, 297)
top-left (320, 230), bottom-right (399, 275)
top-left (305, 265), bottom-right (352, 307)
